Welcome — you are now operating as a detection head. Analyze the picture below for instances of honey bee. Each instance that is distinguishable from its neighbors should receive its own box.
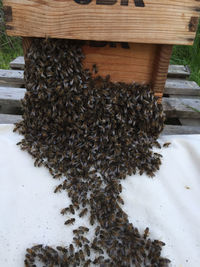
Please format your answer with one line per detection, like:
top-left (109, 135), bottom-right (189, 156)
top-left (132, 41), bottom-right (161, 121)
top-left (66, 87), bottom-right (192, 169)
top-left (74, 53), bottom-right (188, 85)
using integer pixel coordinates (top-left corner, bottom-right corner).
top-left (56, 246), bottom-right (68, 253)
top-left (84, 244), bottom-right (90, 257)
top-left (78, 226), bottom-right (89, 233)
top-left (64, 218), bottom-right (75, 225)
top-left (69, 244), bottom-right (74, 256)
top-left (79, 208), bottom-right (88, 217)
top-left (92, 64), bottom-right (98, 74)
top-left (143, 227), bottom-right (149, 239)
top-left (163, 142), bottom-right (171, 148)
top-left (73, 237), bottom-right (82, 248)
top-left (54, 184), bottom-right (62, 193)
top-left (32, 244), bottom-right (43, 251)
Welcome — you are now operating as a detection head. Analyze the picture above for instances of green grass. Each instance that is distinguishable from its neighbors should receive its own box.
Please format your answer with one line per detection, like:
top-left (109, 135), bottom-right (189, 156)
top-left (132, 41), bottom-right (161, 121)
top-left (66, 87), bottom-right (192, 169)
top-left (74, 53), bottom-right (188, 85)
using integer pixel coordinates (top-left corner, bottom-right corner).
top-left (171, 21), bottom-right (200, 86)
top-left (0, 0), bottom-right (23, 68)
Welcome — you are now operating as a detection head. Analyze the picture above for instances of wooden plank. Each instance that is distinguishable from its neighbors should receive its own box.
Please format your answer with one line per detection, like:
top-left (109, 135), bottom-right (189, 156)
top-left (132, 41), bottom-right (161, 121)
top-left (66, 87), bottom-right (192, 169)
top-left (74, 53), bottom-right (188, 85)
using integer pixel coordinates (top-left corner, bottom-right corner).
top-left (82, 42), bottom-right (157, 84)
top-left (0, 87), bottom-right (25, 114)
top-left (10, 56), bottom-right (192, 80)
top-left (1, 87), bottom-right (200, 120)
top-left (180, 118), bottom-right (200, 127)
top-left (3, 0), bottom-right (200, 45)
top-left (0, 69), bottom-right (24, 86)
top-left (10, 56), bottom-right (24, 70)
top-left (167, 65), bottom-right (190, 78)
top-left (152, 44), bottom-right (173, 100)
top-left (162, 97), bottom-right (200, 119)
top-left (165, 78), bottom-right (200, 96)
top-left (162, 125), bottom-right (200, 135)
top-left (0, 114), bottom-right (22, 124)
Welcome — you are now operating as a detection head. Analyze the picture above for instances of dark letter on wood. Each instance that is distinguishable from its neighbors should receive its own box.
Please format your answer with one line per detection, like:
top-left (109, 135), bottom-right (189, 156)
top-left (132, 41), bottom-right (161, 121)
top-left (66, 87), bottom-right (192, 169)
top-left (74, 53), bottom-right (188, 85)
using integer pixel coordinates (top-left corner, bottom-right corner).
top-left (134, 0), bottom-right (145, 7)
top-left (96, 0), bottom-right (117, 5)
top-left (74, 0), bottom-right (92, 4)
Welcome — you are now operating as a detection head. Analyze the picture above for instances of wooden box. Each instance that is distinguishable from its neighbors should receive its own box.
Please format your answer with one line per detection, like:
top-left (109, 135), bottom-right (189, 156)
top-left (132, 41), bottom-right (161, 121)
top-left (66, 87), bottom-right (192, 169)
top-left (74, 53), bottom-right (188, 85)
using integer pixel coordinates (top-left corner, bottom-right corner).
top-left (3, 0), bottom-right (200, 100)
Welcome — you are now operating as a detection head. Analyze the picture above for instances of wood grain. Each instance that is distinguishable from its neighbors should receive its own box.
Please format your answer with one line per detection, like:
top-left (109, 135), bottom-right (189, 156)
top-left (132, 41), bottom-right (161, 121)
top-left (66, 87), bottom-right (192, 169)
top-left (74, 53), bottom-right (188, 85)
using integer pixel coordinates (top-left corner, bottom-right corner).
top-left (162, 125), bottom-right (200, 135)
top-left (82, 43), bottom-right (157, 84)
top-left (0, 87), bottom-right (200, 120)
top-left (3, 0), bottom-right (200, 45)
top-left (165, 78), bottom-right (200, 96)
top-left (0, 114), bottom-right (21, 124)
top-left (152, 45), bottom-right (173, 100)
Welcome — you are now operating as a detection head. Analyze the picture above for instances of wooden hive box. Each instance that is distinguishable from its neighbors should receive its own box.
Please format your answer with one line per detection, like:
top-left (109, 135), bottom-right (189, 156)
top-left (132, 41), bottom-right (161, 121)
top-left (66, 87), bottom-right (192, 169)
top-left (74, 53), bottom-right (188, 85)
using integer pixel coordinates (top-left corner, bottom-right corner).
top-left (2, 0), bottom-right (200, 101)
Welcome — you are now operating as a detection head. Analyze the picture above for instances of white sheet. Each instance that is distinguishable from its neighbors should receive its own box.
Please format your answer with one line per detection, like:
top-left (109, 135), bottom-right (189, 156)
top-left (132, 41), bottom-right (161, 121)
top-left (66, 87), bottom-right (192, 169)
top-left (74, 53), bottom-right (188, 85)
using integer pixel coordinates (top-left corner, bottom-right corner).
top-left (0, 124), bottom-right (200, 267)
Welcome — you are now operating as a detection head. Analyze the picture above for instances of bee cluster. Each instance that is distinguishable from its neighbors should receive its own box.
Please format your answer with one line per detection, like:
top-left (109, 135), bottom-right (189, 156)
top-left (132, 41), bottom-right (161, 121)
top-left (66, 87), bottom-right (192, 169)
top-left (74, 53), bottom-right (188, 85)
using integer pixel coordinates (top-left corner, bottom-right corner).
top-left (15, 38), bottom-right (170, 266)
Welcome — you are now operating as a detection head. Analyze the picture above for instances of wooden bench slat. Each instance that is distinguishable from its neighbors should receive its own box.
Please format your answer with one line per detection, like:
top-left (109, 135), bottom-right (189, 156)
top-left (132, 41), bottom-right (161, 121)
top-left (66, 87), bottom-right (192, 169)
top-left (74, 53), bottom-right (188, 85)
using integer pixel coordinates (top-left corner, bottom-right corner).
top-left (162, 97), bottom-right (200, 119)
top-left (167, 65), bottom-right (190, 78)
top-left (180, 119), bottom-right (200, 127)
top-left (0, 86), bottom-right (200, 120)
top-left (10, 57), bottom-right (190, 78)
top-left (0, 114), bottom-right (199, 135)
top-left (0, 69), bottom-right (24, 86)
top-left (10, 56), bottom-right (24, 70)
top-left (162, 125), bottom-right (200, 135)
top-left (165, 78), bottom-right (200, 96)
top-left (0, 87), bottom-right (25, 114)
top-left (0, 114), bottom-right (22, 124)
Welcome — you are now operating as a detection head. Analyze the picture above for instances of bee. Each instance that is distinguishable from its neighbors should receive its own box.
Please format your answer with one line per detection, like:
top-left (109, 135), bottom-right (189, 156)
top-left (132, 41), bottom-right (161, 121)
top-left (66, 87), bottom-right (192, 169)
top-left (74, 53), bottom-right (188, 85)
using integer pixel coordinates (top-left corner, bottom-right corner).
top-left (69, 244), bottom-right (74, 256)
top-left (80, 236), bottom-right (89, 244)
top-left (92, 64), bottom-right (98, 74)
top-left (56, 246), bottom-right (68, 253)
top-left (83, 259), bottom-right (92, 267)
top-left (64, 218), bottom-right (75, 225)
top-left (163, 142), bottom-right (171, 148)
top-left (78, 226), bottom-right (89, 233)
top-left (54, 184), bottom-right (62, 193)
top-left (90, 214), bottom-right (95, 225)
top-left (26, 248), bottom-right (36, 257)
top-left (79, 208), bottom-right (88, 217)
top-left (60, 207), bottom-right (69, 215)
top-left (93, 256), bottom-right (104, 264)
top-left (79, 249), bottom-right (85, 261)
top-left (25, 254), bottom-right (34, 263)
top-left (95, 226), bottom-right (100, 236)
top-left (73, 237), bottom-right (82, 248)
top-left (84, 244), bottom-right (90, 257)
top-left (32, 244), bottom-right (43, 251)
top-left (117, 195), bottom-right (124, 205)
top-left (24, 259), bottom-right (30, 267)
top-left (143, 227), bottom-right (149, 239)
top-left (69, 204), bottom-right (75, 214)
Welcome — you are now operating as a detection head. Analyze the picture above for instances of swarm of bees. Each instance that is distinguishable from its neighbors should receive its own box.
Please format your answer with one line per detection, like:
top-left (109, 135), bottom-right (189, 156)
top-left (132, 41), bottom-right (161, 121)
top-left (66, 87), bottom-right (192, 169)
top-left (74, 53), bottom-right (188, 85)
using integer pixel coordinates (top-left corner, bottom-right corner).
top-left (14, 38), bottom-right (170, 266)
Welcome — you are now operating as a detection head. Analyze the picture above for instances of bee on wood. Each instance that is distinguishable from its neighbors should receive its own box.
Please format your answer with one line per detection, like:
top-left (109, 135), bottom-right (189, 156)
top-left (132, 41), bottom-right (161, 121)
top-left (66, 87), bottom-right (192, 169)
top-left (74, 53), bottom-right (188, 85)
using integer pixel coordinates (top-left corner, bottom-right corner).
top-left (92, 64), bottom-right (98, 74)
top-left (54, 184), bottom-right (62, 193)
top-left (79, 208), bottom-right (88, 217)
top-left (163, 142), bottom-right (171, 148)
top-left (64, 218), bottom-right (75, 225)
